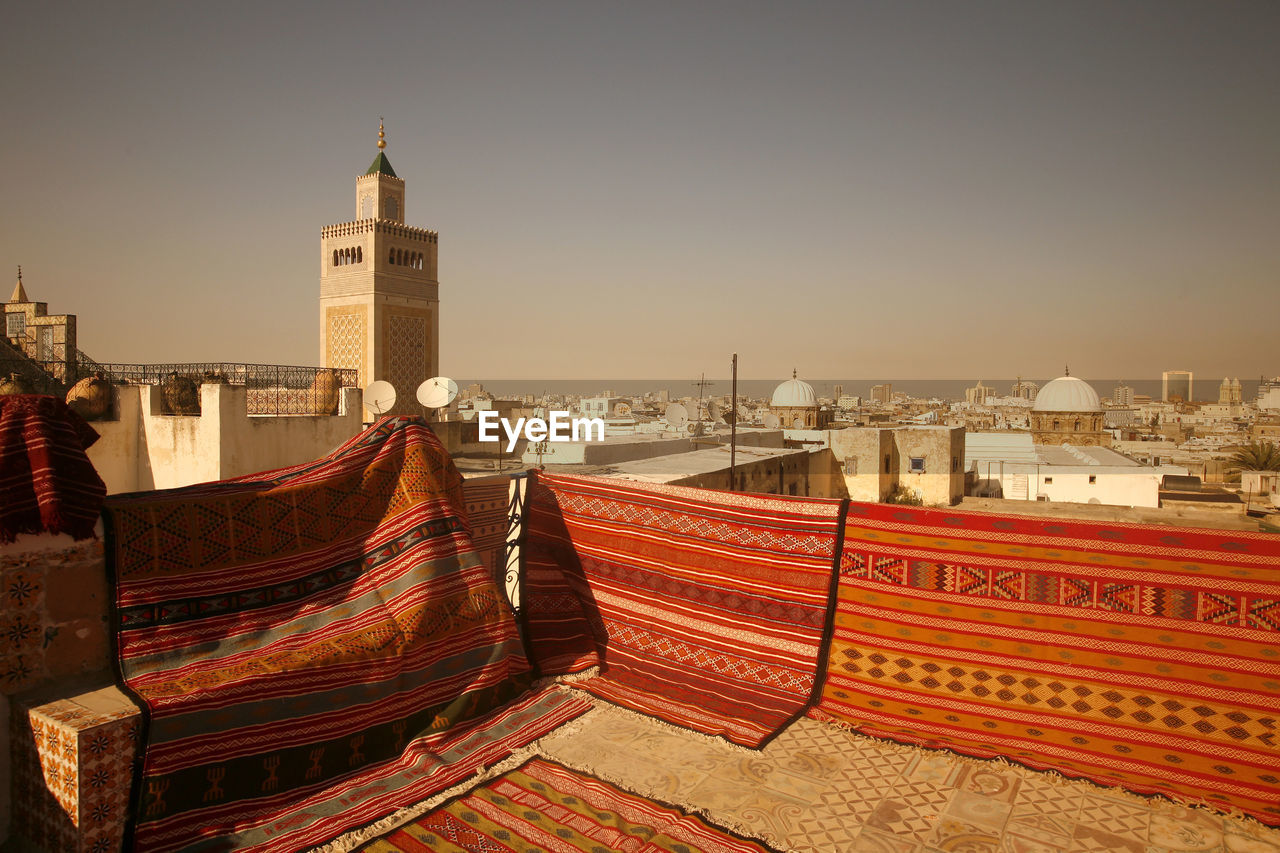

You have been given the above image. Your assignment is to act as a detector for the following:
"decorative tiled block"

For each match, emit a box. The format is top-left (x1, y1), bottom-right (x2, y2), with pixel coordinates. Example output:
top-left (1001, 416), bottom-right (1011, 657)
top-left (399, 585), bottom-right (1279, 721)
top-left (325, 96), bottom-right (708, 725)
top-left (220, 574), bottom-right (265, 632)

top-left (11, 685), bottom-right (141, 853)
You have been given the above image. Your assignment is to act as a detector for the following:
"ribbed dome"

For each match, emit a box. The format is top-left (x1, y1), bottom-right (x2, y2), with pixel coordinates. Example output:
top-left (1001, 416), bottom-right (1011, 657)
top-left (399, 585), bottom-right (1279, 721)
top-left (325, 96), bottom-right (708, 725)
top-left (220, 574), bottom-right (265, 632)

top-left (771, 373), bottom-right (817, 408)
top-left (1033, 376), bottom-right (1102, 413)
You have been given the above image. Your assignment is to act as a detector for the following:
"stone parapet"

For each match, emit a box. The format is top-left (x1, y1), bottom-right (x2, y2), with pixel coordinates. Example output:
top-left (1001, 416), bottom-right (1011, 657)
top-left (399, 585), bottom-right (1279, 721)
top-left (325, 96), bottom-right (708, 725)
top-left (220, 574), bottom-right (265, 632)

top-left (1, 538), bottom-right (110, 696)
top-left (10, 685), bottom-right (140, 853)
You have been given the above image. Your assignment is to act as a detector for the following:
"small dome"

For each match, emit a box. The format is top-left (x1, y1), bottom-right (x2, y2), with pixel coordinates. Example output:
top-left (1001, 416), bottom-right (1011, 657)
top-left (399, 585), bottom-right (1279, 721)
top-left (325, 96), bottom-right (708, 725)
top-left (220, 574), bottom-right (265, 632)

top-left (771, 371), bottom-right (817, 408)
top-left (1033, 376), bottom-right (1102, 413)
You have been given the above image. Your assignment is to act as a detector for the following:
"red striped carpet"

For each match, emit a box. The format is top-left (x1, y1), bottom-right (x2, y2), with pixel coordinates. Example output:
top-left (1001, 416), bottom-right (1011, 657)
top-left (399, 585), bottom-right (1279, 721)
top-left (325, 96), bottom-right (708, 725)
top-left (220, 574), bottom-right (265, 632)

top-left (0, 394), bottom-right (104, 543)
top-left (104, 418), bottom-right (590, 852)
top-left (361, 757), bottom-right (782, 853)
top-left (461, 475), bottom-right (514, 588)
top-left (814, 501), bottom-right (1280, 825)
top-left (522, 472), bottom-right (846, 748)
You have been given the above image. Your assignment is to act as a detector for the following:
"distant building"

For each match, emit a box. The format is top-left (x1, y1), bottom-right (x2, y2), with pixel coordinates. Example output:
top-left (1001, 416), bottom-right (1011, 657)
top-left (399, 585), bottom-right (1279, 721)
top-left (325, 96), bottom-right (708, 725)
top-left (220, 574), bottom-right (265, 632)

top-left (965, 432), bottom-right (1186, 508)
top-left (1219, 377), bottom-right (1243, 405)
top-left (825, 425), bottom-right (964, 505)
top-left (965, 380), bottom-right (993, 405)
top-left (3, 267), bottom-right (77, 384)
top-left (770, 371), bottom-right (833, 429)
top-left (580, 396), bottom-right (629, 418)
top-left (1162, 370), bottom-right (1193, 403)
top-left (869, 383), bottom-right (893, 405)
top-left (837, 394), bottom-right (860, 410)
top-left (1028, 375), bottom-right (1110, 447)
top-left (1010, 378), bottom-right (1038, 401)
top-left (320, 122), bottom-right (439, 417)
top-left (1113, 383), bottom-right (1134, 406)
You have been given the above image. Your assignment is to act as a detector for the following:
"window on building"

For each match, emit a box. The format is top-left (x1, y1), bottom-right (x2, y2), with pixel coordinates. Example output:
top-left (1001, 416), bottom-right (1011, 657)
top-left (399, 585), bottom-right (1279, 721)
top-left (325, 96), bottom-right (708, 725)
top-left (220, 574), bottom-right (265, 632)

top-left (951, 456), bottom-right (958, 473)
top-left (884, 454), bottom-right (891, 474)
top-left (1044, 476), bottom-right (1053, 484)
top-left (1088, 475), bottom-right (1097, 484)
top-left (844, 459), bottom-right (857, 476)
top-left (7, 312), bottom-right (26, 339)
top-left (909, 457), bottom-right (925, 473)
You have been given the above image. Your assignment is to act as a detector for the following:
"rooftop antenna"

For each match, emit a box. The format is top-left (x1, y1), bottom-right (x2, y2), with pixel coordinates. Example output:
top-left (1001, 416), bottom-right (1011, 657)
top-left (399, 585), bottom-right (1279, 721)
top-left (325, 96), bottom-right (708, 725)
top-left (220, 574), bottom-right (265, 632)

top-left (692, 373), bottom-right (714, 426)
top-left (730, 353), bottom-right (738, 490)
top-left (362, 380), bottom-right (397, 419)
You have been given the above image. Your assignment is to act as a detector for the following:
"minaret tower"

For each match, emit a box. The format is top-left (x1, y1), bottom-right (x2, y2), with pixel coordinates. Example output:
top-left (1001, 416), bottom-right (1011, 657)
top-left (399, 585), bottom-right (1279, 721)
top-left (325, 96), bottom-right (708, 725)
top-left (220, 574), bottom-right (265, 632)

top-left (320, 120), bottom-right (440, 416)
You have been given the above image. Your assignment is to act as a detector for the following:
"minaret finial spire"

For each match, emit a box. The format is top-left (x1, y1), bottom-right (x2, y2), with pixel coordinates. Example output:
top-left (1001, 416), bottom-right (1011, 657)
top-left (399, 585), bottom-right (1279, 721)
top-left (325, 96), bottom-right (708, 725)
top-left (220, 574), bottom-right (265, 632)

top-left (377, 117), bottom-right (386, 150)
top-left (11, 265), bottom-right (28, 304)
top-left (1065, 364), bottom-right (1070, 376)
top-left (792, 368), bottom-right (797, 379)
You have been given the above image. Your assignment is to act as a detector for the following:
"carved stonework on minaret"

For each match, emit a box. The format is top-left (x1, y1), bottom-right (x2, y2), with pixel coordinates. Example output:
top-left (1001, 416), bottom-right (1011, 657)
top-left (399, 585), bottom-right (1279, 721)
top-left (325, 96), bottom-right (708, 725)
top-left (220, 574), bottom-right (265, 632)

top-left (319, 122), bottom-right (440, 417)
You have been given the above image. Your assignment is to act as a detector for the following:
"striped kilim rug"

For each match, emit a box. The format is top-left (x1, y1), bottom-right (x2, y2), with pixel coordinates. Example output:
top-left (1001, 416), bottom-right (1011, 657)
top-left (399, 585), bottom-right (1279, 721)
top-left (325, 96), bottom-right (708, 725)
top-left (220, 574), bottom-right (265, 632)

top-left (360, 757), bottom-right (782, 853)
top-left (461, 475), bottom-right (514, 588)
top-left (814, 501), bottom-right (1280, 825)
top-left (104, 418), bottom-right (590, 852)
top-left (523, 473), bottom-right (847, 748)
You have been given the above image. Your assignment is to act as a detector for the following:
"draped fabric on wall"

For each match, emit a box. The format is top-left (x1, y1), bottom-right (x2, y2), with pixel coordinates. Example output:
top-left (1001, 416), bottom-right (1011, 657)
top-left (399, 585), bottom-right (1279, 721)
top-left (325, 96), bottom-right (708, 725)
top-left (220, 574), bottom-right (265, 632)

top-left (105, 418), bottom-right (589, 852)
top-left (813, 501), bottom-right (1280, 826)
top-left (0, 394), bottom-right (104, 543)
top-left (521, 472), bottom-right (846, 748)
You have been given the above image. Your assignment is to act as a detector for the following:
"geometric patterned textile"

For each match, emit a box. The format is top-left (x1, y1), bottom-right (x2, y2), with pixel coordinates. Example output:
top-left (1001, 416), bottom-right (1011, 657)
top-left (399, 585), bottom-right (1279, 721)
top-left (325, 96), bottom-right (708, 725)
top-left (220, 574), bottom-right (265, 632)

top-left (814, 501), bottom-right (1280, 825)
top-left (103, 417), bottom-right (589, 851)
top-left (523, 472), bottom-right (847, 748)
top-left (461, 474), bottom-right (515, 589)
top-left (10, 686), bottom-right (140, 853)
top-left (358, 757), bottom-right (783, 853)
top-left (0, 394), bottom-right (105, 543)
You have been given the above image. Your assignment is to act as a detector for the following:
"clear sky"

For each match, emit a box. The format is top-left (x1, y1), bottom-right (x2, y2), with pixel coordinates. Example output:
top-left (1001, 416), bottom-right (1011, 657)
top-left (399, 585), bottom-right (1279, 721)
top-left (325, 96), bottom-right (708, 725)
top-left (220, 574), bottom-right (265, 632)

top-left (3, 2), bottom-right (1277, 381)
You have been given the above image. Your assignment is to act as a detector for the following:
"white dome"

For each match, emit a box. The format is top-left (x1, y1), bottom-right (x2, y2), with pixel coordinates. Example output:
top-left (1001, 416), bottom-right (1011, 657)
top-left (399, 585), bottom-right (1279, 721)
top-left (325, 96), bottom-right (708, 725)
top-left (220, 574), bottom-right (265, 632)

top-left (771, 374), bottom-right (817, 408)
top-left (1032, 376), bottom-right (1102, 413)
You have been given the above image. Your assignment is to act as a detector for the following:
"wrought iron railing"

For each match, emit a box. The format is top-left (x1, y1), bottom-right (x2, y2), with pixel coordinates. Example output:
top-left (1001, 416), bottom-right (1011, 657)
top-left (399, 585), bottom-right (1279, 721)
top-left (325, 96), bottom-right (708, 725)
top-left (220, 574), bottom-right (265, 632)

top-left (0, 340), bottom-right (68, 397)
top-left (0, 349), bottom-right (358, 416)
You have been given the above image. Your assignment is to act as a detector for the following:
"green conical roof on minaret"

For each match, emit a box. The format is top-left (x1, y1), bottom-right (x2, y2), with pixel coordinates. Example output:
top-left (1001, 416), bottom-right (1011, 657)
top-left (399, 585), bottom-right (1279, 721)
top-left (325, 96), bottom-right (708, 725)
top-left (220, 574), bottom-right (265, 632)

top-left (366, 118), bottom-right (398, 177)
top-left (366, 152), bottom-right (397, 177)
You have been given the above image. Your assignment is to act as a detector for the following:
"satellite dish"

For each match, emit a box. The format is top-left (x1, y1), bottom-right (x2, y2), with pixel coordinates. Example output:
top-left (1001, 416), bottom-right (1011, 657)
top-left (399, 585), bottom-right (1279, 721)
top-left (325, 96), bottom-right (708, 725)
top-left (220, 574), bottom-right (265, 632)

top-left (363, 380), bottom-right (397, 416)
top-left (665, 403), bottom-right (689, 433)
top-left (707, 400), bottom-right (722, 422)
top-left (763, 413), bottom-right (781, 429)
top-left (417, 376), bottom-right (459, 408)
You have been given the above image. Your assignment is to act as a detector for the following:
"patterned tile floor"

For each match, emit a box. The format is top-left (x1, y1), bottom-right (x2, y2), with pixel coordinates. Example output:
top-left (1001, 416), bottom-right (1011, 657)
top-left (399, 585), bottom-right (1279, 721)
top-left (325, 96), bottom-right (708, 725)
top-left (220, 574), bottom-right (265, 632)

top-left (537, 704), bottom-right (1280, 853)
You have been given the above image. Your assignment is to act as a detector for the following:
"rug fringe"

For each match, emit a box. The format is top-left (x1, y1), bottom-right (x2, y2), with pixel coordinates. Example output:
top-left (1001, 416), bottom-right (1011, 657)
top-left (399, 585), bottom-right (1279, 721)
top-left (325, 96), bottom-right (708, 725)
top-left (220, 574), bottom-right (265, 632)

top-left (313, 705), bottom-right (606, 853)
top-left (805, 708), bottom-right (1235, 818)
top-left (525, 747), bottom-right (787, 850)
top-left (560, 695), bottom-right (770, 756)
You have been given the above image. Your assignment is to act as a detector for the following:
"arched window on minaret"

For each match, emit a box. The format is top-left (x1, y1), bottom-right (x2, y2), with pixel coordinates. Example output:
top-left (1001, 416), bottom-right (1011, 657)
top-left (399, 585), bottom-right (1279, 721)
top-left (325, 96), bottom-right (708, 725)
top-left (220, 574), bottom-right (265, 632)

top-left (333, 250), bottom-right (339, 267)
top-left (356, 246), bottom-right (362, 263)
top-left (388, 248), bottom-right (395, 264)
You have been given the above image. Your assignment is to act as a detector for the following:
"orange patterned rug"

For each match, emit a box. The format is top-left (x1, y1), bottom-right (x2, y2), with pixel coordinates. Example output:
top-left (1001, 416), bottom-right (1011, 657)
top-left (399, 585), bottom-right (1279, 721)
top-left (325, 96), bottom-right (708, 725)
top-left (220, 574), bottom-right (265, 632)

top-left (814, 501), bottom-right (1280, 825)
